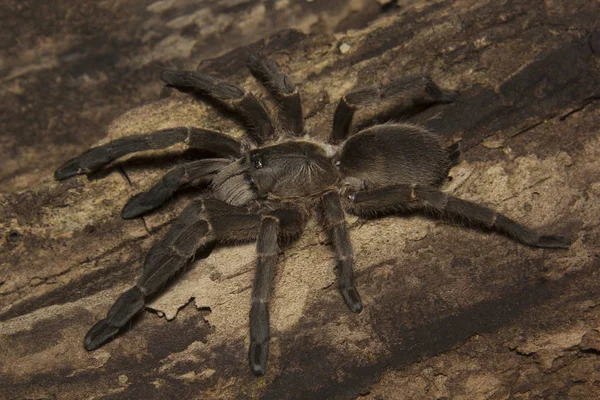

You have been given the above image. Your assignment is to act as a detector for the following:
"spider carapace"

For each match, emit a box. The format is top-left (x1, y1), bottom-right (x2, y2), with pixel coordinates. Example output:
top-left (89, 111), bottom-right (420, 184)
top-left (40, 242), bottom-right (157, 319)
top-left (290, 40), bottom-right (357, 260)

top-left (55, 50), bottom-right (570, 375)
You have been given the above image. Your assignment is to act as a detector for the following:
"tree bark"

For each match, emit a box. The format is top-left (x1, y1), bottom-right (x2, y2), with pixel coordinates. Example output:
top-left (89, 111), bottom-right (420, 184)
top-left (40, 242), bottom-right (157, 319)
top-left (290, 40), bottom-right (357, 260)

top-left (2, 1), bottom-right (600, 399)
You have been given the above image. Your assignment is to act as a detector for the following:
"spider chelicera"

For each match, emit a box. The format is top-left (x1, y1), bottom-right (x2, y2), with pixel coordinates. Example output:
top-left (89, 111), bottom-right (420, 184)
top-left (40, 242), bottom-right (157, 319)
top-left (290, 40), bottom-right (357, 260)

top-left (54, 50), bottom-right (570, 375)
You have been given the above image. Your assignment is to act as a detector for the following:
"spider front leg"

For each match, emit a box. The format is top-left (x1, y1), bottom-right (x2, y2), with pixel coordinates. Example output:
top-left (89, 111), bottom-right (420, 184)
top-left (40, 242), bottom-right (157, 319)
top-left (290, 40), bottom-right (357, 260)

top-left (246, 50), bottom-right (304, 136)
top-left (319, 191), bottom-right (363, 313)
top-left (121, 158), bottom-right (231, 219)
top-left (349, 184), bottom-right (570, 249)
top-left (331, 75), bottom-right (458, 144)
top-left (54, 127), bottom-right (241, 180)
top-left (161, 69), bottom-right (275, 145)
top-left (84, 199), bottom-right (261, 350)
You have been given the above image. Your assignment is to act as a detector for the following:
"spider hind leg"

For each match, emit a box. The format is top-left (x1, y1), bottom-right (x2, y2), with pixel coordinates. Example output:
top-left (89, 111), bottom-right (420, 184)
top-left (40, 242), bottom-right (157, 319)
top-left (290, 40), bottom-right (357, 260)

top-left (349, 184), bottom-right (571, 249)
top-left (331, 74), bottom-right (458, 144)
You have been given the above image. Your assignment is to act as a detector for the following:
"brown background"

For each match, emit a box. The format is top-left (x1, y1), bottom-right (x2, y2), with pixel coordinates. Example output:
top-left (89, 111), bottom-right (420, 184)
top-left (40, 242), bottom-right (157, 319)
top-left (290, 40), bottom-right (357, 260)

top-left (2, 0), bottom-right (600, 399)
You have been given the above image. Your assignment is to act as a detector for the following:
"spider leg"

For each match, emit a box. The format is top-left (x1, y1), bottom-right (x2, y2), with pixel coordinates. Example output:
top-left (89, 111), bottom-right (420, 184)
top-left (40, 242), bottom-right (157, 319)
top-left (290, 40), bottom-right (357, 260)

top-left (121, 158), bottom-right (231, 219)
top-left (349, 184), bottom-right (571, 249)
top-left (319, 191), bottom-right (363, 313)
top-left (331, 75), bottom-right (458, 144)
top-left (54, 127), bottom-right (241, 180)
top-left (84, 199), bottom-right (261, 351)
top-left (161, 70), bottom-right (275, 145)
top-left (249, 208), bottom-right (305, 375)
top-left (246, 51), bottom-right (304, 136)
top-left (446, 140), bottom-right (462, 167)
top-left (248, 215), bottom-right (279, 376)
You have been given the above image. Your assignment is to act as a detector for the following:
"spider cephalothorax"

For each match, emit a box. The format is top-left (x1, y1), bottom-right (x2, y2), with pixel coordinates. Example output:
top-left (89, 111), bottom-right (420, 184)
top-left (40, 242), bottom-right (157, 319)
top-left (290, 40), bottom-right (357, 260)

top-left (54, 50), bottom-right (570, 375)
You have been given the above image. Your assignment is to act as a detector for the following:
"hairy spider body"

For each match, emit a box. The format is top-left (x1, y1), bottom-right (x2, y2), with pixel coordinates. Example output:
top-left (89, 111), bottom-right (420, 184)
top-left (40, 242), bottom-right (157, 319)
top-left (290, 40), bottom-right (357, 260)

top-left (212, 140), bottom-right (338, 206)
top-left (55, 50), bottom-right (569, 376)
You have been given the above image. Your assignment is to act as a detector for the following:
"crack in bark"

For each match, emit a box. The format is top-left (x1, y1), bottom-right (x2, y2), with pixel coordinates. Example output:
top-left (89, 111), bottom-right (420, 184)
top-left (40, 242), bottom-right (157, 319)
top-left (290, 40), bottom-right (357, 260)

top-left (510, 116), bottom-right (556, 139)
top-left (559, 95), bottom-right (600, 121)
top-left (470, 92), bottom-right (598, 152)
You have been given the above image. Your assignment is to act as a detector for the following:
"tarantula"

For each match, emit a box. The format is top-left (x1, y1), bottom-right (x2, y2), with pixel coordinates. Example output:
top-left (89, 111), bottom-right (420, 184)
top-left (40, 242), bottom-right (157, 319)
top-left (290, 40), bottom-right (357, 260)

top-left (54, 50), bottom-right (570, 376)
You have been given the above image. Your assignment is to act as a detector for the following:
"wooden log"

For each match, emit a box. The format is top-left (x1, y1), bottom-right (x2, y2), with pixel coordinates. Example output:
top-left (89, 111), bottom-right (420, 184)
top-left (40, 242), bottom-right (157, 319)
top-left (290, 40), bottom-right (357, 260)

top-left (2, 1), bottom-right (600, 399)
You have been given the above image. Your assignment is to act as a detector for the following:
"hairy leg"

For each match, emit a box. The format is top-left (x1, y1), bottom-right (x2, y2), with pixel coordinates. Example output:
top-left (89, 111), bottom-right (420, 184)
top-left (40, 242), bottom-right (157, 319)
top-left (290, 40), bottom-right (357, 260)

top-left (349, 184), bottom-right (570, 249)
top-left (248, 208), bottom-right (305, 375)
top-left (246, 50), bottom-right (304, 136)
top-left (331, 75), bottom-right (458, 144)
top-left (319, 191), bottom-right (363, 313)
top-left (121, 158), bottom-right (231, 219)
top-left (248, 215), bottom-right (279, 376)
top-left (55, 127), bottom-right (241, 180)
top-left (446, 141), bottom-right (462, 167)
top-left (84, 199), bottom-right (261, 351)
top-left (161, 70), bottom-right (275, 145)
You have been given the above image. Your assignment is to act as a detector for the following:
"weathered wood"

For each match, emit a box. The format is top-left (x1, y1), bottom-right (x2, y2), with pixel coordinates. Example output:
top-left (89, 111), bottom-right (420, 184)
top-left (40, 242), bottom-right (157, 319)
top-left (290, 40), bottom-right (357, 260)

top-left (0, 0), bottom-right (384, 193)
top-left (2, 0), bottom-right (600, 399)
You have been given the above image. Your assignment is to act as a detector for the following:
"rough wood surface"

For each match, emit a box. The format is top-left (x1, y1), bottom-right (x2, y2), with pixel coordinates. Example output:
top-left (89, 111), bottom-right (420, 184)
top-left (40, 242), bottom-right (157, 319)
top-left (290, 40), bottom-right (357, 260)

top-left (1, 0), bottom-right (382, 193)
top-left (2, 0), bottom-right (600, 399)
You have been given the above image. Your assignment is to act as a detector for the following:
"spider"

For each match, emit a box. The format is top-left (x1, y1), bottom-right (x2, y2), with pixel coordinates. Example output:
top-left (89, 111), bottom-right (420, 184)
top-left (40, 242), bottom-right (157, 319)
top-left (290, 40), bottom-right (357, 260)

top-left (54, 50), bottom-right (570, 376)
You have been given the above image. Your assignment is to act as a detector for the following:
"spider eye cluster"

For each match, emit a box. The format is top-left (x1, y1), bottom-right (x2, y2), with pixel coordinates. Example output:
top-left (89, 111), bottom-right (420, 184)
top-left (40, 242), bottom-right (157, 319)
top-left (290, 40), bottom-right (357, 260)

top-left (251, 154), bottom-right (264, 169)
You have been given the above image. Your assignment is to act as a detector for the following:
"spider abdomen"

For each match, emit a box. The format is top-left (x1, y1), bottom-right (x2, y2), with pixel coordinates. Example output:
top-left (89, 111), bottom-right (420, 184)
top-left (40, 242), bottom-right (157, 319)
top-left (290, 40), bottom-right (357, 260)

top-left (338, 123), bottom-right (451, 189)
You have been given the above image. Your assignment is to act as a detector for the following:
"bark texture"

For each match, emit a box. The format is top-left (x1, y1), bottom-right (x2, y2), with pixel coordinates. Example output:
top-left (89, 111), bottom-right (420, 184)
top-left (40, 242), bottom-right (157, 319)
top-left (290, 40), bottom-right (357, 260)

top-left (2, 0), bottom-right (600, 399)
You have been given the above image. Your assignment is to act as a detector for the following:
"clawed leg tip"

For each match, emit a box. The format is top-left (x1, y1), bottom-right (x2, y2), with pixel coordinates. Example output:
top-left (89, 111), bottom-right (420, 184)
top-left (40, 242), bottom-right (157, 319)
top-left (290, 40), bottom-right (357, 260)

top-left (121, 203), bottom-right (146, 220)
top-left (350, 301), bottom-right (363, 313)
top-left (160, 70), bottom-right (175, 83)
top-left (342, 287), bottom-right (363, 313)
top-left (121, 194), bottom-right (156, 219)
top-left (161, 70), bottom-right (185, 85)
top-left (248, 341), bottom-right (269, 376)
top-left (54, 159), bottom-right (82, 181)
top-left (538, 235), bottom-right (571, 249)
top-left (120, 209), bottom-right (139, 220)
top-left (54, 170), bottom-right (70, 181)
top-left (83, 320), bottom-right (119, 351)
top-left (250, 363), bottom-right (266, 376)
top-left (83, 339), bottom-right (100, 351)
